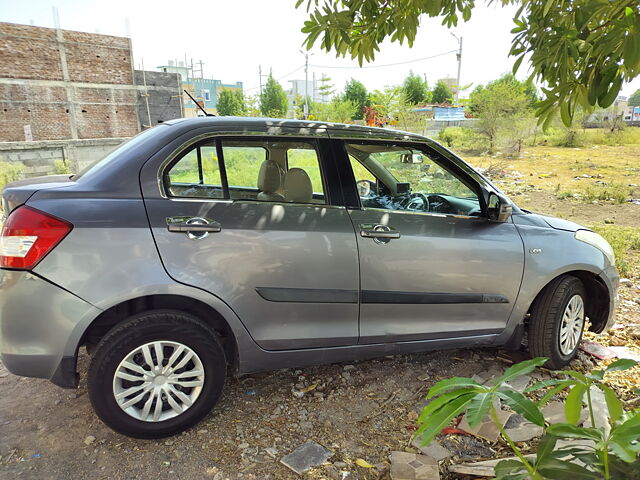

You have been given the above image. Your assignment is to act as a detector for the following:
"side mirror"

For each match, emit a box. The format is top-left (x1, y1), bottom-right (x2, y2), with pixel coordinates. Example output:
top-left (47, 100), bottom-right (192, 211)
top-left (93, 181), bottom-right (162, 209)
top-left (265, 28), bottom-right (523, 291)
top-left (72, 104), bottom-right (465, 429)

top-left (400, 153), bottom-right (423, 164)
top-left (487, 193), bottom-right (512, 222)
top-left (356, 179), bottom-right (372, 197)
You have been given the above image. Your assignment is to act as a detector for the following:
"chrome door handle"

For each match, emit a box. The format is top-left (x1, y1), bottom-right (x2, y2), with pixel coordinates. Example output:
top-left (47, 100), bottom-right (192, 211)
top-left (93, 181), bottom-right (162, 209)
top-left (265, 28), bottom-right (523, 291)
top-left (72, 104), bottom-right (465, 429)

top-left (359, 224), bottom-right (400, 243)
top-left (166, 216), bottom-right (221, 239)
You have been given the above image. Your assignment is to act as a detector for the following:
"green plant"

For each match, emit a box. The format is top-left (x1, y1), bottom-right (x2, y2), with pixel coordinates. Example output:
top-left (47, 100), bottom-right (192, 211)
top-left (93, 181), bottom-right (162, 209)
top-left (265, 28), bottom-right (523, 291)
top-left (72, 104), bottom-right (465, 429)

top-left (0, 160), bottom-right (25, 189)
top-left (416, 358), bottom-right (639, 480)
top-left (53, 159), bottom-right (72, 175)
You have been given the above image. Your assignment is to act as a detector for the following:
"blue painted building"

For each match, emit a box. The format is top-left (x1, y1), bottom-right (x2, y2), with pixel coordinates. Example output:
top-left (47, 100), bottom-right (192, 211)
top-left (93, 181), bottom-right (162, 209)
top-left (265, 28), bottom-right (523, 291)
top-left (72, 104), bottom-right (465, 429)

top-left (158, 62), bottom-right (243, 116)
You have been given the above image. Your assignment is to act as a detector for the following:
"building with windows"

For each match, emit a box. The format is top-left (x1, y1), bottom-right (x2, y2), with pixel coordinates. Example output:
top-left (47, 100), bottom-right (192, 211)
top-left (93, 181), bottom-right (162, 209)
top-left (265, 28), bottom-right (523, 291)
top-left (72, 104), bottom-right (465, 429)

top-left (158, 61), bottom-right (243, 116)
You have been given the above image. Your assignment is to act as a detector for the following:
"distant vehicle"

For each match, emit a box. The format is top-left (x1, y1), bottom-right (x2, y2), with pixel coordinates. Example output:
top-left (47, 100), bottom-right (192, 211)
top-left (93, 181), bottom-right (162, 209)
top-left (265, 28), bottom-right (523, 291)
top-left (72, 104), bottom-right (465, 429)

top-left (0, 118), bottom-right (618, 438)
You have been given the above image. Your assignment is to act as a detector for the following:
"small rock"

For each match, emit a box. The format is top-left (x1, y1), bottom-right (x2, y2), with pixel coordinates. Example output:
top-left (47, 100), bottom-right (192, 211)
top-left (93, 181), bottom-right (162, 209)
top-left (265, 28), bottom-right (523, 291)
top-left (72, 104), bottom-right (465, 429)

top-left (164, 440), bottom-right (174, 446)
top-left (292, 390), bottom-right (304, 399)
top-left (504, 422), bottom-right (543, 442)
top-left (280, 442), bottom-right (333, 474)
top-left (343, 365), bottom-right (356, 371)
top-left (197, 429), bottom-right (208, 435)
top-left (390, 451), bottom-right (439, 479)
top-left (84, 435), bottom-right (96, 446)
top-left (604, 218), bottom-right (615, 224)
top-left (238, 443), bottom-right (249, 449)
top-left (334, 461), bottom-right (348, 468)
top-left (620, 278), bottom-right (632, 286)
top-left (68, 393), bottom-right (78, 399)
top-left (411, 437), bottom-right (451, 462)
top-left (264, 447), bottom-right (278, 458)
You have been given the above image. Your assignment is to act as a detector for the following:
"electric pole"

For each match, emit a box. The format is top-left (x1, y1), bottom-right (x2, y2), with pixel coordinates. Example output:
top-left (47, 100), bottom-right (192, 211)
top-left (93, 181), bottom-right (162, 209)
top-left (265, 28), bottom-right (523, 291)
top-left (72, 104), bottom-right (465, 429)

top-left (259, 65), bottom-right (263, 96)
top-left (303, 52), bottom-right (309, 119)
top-left (451, 33), bottom-right (463, 103)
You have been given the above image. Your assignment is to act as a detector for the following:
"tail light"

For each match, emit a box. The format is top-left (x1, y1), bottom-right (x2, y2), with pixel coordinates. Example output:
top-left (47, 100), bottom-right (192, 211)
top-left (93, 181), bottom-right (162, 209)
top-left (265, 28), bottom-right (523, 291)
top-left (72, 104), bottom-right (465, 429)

top-left (0, 206), bottom-right (73, 270)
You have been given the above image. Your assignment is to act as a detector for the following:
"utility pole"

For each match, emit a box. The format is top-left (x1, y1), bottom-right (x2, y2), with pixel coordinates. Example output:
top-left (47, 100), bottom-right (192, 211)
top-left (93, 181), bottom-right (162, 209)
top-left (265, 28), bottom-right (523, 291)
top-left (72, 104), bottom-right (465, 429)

top-left (259, 65), bottom-right (263, 95)
top-left (451, 33), bottom-right (463, 103)
top-left (299, 51), bottom-right (310, 119)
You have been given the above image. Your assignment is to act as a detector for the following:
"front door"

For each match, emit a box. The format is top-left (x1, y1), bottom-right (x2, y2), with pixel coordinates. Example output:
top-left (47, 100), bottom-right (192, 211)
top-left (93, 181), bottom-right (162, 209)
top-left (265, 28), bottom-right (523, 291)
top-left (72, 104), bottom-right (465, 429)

top-left (140, 134), bottom-right (359, 350)
top-left (342, 140), bottom-right (525, 344)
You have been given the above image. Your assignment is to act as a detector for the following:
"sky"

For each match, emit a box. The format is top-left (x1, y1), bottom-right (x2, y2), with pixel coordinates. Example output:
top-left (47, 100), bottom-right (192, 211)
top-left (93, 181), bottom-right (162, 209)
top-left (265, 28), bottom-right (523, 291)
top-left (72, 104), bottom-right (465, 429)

top-left (2, 0), bottom-right (639, 100)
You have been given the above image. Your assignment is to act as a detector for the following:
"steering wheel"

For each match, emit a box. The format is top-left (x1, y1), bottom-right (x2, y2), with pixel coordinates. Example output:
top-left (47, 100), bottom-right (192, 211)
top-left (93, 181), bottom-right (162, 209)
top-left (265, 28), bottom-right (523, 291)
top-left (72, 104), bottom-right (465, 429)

top-left (401, 192), bottom-right (430, 212)
top-left (427, 194), bottom-right (453, 214)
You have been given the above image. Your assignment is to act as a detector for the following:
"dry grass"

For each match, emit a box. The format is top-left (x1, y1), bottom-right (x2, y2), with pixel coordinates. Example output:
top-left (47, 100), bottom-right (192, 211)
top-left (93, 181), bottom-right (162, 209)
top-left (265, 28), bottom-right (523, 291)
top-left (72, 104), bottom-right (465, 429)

top-left (464, 144), bottom-right (640, 202)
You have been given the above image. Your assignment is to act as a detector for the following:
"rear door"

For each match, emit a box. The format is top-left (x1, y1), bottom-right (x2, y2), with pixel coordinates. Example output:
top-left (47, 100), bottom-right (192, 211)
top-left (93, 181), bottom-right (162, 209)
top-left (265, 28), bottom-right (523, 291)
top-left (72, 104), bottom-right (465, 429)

top-left (339, 139), bottom-right (525, 344)
top-left (140, 132), bottom-right (359, 350)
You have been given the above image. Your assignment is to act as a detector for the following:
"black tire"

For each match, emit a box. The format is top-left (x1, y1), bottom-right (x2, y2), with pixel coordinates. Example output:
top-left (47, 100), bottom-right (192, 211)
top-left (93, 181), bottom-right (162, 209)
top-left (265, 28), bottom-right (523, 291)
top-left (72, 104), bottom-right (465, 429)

top-left (528, 275), bottom-right (586, 369)
top-left (88, 310), bottom-right (226, 438)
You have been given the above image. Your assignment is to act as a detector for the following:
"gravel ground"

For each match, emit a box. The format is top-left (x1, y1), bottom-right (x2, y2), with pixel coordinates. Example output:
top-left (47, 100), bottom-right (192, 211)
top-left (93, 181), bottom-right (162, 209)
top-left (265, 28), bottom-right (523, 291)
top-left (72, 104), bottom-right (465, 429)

top-left (1, 283), bottom-right (638, 480)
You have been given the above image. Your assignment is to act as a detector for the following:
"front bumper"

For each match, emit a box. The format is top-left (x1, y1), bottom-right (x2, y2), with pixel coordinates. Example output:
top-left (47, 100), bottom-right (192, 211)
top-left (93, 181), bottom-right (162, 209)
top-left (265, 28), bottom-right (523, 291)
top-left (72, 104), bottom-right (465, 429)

top-left (0, 270), bottom-right (98, 388)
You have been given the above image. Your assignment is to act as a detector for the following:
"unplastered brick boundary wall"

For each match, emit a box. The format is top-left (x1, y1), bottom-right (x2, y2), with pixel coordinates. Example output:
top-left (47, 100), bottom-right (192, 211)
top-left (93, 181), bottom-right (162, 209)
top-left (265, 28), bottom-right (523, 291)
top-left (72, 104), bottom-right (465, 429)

top-left (0, 22), bottom-right (140, 142)
top-left (134, 70), bottom-right (183, 128)
top-left (0, 138), bottom-right (127, 177)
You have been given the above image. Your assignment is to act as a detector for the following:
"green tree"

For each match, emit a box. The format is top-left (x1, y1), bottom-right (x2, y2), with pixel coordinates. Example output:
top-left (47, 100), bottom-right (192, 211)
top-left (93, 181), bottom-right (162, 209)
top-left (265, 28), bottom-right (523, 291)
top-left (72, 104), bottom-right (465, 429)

top-left (402, 71), bottom-right (431, 105)
top-left (342, 78), bottom-right (369, 119)
top-left (260, 74), bottom-right (288, 117)
top-left (468, 74), bottom-right (533, 153)
top-left (217, 88), bottom-right (246, 116)
top-left (432, 80), bottom-right (453, 104)
top-left (297, 0), bottom-right (640, 127)
top-left (311, 97), bottom-right (358, 123)
top-left (318, 74), bottom-right (335, 102)
top-left (629, 88), bottom-right (640, 107)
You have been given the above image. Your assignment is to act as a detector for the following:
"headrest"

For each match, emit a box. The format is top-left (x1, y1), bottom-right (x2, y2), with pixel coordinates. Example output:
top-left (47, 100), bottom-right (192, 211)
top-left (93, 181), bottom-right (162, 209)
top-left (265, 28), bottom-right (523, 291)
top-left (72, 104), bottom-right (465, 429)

top-left (257, 160), bottom-right (281, 194)
top-left (284, 168), bottom-right (313, 203)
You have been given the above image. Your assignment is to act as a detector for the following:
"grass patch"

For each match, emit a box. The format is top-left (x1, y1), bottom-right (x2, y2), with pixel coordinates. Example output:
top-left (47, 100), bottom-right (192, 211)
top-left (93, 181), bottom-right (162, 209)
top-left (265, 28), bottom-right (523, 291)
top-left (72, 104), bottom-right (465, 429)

top-left (591, 225), bottom-right (640, 277)
top-left (583, 183), bottom-right (633, 204)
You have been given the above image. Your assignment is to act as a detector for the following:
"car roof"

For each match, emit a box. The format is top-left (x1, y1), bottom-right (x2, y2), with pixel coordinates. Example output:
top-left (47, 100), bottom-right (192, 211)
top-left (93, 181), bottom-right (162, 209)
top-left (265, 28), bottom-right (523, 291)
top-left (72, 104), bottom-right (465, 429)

top-left (162, 116), bottom-right (429, 142)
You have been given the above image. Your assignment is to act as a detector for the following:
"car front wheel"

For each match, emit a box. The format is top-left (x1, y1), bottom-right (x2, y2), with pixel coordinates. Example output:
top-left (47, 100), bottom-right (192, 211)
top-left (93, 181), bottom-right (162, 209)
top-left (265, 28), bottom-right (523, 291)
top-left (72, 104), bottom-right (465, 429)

top-left (528, 275), bottom-right (586, 369)
top-left (88, 310), bottom-right (226, 438)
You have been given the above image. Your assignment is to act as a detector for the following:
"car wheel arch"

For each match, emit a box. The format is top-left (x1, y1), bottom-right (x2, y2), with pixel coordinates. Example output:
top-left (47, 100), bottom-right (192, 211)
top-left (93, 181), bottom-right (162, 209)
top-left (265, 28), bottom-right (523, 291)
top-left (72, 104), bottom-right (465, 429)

top-left (80, 294), bottom-right (239, 371)
top-left (526, 270), bottom-right (610, 334)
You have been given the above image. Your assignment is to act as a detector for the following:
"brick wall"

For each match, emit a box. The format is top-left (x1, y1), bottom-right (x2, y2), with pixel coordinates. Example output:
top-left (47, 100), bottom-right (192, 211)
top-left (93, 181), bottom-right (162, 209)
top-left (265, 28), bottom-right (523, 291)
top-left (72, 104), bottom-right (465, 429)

top-left (0, 22), bottom-right (144, 141)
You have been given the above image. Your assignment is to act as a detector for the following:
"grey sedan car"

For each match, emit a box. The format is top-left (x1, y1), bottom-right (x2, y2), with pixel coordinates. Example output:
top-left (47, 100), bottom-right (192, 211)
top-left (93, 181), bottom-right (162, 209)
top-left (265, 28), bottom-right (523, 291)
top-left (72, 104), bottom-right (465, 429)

top-left (0, 118), bottom-right (618, 438)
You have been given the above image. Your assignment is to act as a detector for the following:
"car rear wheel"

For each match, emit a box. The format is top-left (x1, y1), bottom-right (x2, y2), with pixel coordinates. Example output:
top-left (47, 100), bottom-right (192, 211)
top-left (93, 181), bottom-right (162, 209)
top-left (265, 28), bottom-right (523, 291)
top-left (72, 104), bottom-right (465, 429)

top-left (528, 275), bottom-right (586, 369)
top-left (88, 310), bottom-right (226, 438)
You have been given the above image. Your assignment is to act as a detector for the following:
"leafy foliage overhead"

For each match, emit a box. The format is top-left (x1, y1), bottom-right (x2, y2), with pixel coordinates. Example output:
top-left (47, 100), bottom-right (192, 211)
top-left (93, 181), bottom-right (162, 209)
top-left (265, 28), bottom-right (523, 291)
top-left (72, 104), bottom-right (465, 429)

top-left (296, 0), bottom-right (640, 127)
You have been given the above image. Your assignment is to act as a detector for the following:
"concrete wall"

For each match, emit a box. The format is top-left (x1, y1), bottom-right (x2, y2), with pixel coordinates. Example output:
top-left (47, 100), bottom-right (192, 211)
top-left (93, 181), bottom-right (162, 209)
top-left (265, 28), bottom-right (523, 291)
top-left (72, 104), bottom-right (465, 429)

top-left (0, 138), bottom-right (126, 177)
top-left (134, 70), bottom-right (183, 128)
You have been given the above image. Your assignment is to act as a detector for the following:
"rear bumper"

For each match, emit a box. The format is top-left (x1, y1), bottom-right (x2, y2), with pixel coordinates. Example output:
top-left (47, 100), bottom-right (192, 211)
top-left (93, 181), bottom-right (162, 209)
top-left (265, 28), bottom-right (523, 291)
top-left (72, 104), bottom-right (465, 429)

top-left (0, 270), bottom-right (98, 388)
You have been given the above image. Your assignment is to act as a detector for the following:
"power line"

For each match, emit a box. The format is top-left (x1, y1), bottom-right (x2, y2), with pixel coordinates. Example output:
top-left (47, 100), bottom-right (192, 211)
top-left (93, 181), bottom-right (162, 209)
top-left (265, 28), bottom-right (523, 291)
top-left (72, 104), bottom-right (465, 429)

top-left (309, 49), bottom-right (458, 70)
top-left (245, 65), bottom-right (305, 92)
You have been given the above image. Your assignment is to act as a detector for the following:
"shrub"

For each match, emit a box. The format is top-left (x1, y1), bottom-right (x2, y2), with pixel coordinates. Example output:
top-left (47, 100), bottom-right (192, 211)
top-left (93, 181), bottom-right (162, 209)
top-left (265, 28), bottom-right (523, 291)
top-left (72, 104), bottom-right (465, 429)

top-left (53, 159), bottom-right (73, 175)
top-left (438, 127), bottom-right (486, 153)
top-left (0, 161), bottom-right (25, 190)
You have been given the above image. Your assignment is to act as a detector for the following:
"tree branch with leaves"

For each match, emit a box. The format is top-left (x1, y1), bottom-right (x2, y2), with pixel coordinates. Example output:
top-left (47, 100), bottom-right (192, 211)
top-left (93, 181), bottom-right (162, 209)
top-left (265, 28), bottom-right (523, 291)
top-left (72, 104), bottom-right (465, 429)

top-left (296, 0), bottom-right (640, 127)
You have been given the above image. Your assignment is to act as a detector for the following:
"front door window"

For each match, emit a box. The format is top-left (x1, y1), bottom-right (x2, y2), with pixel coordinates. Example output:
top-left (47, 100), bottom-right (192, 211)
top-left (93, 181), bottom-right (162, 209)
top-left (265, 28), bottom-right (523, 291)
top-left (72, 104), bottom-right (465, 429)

top-left (347, 143), bottom-right (482, 216)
